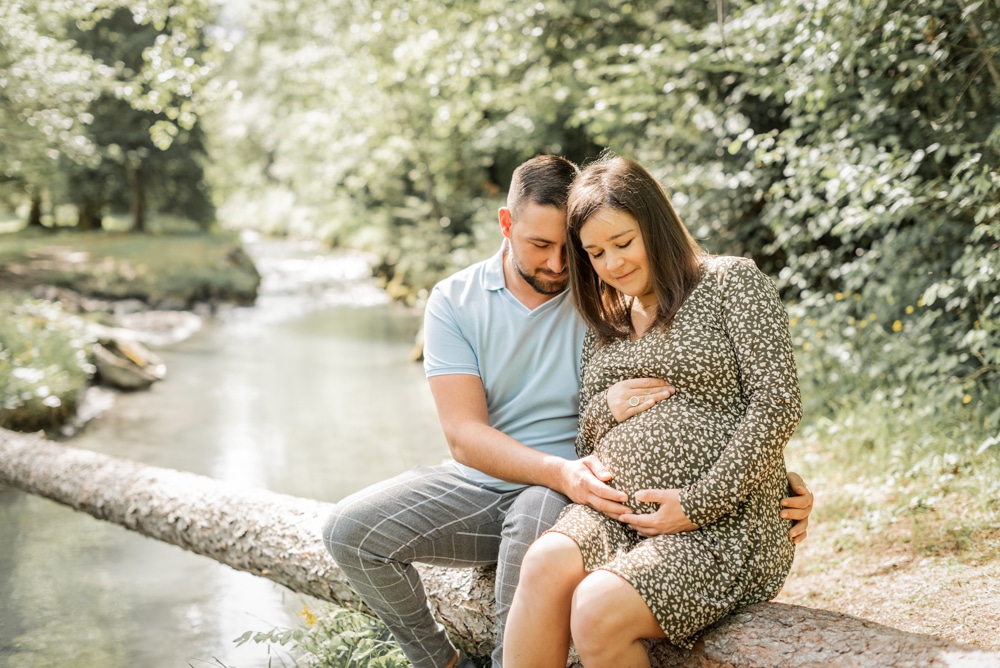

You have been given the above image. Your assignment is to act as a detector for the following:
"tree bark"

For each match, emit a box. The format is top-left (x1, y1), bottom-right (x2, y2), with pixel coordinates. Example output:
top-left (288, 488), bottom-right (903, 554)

top-left (27, 192), bottom-right (43, 228)
top-left (130, 161), bottom-right (146, 233)
top-left (77, 199), bottom-right (102, 231)
top-left (1, 428), bottom-right (998, 668)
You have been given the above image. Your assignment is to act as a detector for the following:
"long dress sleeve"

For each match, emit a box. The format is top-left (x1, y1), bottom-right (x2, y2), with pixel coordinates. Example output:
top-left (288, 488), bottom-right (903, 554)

top-left (679, 258), bottom-right (802, 527)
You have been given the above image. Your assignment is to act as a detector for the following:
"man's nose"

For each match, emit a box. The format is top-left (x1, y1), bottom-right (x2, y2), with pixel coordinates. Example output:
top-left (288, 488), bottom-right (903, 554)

top-left (547, 248), bottom-right (566, 273)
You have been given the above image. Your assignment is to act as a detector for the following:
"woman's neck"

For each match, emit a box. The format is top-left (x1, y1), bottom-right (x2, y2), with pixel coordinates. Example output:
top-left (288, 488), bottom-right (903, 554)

top-left (630, 297), bottom-right (658, 337)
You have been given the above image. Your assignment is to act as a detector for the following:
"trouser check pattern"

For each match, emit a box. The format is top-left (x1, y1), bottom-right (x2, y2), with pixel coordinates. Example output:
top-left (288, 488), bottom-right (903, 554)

top-left (322, 463), bottom-right (569, 668)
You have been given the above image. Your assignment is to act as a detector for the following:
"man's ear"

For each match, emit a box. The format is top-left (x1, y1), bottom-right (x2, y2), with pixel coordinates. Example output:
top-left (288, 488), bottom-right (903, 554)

top-left (498, 207), bottom-right (513, 239)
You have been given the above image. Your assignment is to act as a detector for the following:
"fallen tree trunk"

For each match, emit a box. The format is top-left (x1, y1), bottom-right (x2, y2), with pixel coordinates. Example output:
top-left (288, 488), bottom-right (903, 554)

top-left (2, 428), bottom-right (998, 667)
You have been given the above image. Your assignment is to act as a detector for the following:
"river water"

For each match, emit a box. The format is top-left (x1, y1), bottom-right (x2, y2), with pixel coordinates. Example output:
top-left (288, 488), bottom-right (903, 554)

top-left (0, 238), bottom-right (450, 667)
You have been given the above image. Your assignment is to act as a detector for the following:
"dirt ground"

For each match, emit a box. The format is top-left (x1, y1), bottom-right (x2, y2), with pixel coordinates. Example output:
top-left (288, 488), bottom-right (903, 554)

top-left (776, 519), bottom-right (1000, 652)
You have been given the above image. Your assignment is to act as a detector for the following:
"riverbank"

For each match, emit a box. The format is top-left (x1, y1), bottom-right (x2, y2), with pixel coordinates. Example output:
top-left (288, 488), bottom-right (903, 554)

top-left (0, 228), bottom-right (261, 435)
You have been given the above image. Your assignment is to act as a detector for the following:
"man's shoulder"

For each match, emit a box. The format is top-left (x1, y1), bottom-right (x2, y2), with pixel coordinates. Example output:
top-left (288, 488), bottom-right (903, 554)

top-left (430, 252), bottom-right (500, 304)
top-left (436, 256), bottom-right (490, 287)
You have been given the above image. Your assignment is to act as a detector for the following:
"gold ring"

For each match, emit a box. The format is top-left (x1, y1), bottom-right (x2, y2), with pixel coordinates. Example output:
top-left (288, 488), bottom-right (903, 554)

top-left (629, 396), bottom-right (640, 407)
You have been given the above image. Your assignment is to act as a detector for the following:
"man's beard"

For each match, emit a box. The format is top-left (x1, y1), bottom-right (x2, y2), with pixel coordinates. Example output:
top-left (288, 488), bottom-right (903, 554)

top-left (511, 253), bottom-right (567, 295)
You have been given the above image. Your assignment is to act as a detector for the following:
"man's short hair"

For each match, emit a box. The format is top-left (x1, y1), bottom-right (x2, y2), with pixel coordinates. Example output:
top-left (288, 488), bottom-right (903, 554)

top-left (506, 155), bottom-right (580, 218)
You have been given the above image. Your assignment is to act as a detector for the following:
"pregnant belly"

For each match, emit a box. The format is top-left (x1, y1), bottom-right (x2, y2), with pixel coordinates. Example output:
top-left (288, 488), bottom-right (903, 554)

top-left (593, 401), bottom-right (736, 513)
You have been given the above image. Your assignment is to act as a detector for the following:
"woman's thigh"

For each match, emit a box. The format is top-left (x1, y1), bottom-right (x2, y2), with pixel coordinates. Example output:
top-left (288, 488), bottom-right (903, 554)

top-left (599, 531), bottom-right (739, 646)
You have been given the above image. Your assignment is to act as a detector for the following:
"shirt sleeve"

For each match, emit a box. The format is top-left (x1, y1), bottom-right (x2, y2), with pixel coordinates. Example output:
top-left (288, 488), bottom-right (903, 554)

top-left (422, 284), bottom-right (481, 378)
top-left (575, 330), bottom-right (617, 457)
top-left (679, 258), bottom-right (803, 527)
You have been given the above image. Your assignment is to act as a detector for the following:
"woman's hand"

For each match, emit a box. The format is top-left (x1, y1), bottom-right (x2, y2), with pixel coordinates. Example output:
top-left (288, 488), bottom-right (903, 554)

top-left (606, 378), bottom-right (675, 422)
top-left (781, 471), bottom-right (813, 544)
top-left (619, 488), bottom-right (698, 537)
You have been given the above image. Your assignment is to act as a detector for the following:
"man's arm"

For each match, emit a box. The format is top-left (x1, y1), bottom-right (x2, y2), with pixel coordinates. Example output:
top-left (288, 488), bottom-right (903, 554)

top-left (427, 373), bottom-right (632, 518)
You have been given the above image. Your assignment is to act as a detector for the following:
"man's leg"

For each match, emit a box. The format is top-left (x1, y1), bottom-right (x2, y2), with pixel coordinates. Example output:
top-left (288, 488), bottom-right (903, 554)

top-left (492, 485), bottom-right (570, 667)
top-left (323, 464), bottom-right (517, 668)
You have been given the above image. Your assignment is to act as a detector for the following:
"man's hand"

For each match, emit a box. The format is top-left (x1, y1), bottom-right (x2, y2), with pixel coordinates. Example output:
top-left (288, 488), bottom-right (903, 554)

top-left (561, 455), bottom-right (631, 519)
top-left (782, 471), bottom-right (813, 544)
top-left (619, 488), bottom-right (698, 537)
top-left (606, 377), bottom-right (675, 423)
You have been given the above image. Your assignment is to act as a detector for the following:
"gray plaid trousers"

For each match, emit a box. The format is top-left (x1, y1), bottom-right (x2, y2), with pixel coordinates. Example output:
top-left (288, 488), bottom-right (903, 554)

top-left (322, 463), bottom-right (569, 668)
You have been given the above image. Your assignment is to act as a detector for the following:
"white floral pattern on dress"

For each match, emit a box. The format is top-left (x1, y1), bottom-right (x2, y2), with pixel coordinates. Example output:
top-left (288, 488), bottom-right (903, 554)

top-left (549, 255), bottom-right (802, 649)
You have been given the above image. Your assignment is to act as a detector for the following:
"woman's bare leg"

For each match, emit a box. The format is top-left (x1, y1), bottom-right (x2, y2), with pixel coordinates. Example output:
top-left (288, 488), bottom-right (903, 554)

top-left (503, 533), bottom-right (587, 668)
top-left (571, 570), bottom-right (666, 668)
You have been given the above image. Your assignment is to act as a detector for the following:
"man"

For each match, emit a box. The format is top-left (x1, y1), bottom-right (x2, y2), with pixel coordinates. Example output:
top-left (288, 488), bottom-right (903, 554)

top-left (323, 155), bottom-right (813, 668)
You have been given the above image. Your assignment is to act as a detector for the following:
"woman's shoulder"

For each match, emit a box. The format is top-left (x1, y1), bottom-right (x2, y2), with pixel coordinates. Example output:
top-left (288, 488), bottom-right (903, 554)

top-left (698, 254), bottom-right (760, 286)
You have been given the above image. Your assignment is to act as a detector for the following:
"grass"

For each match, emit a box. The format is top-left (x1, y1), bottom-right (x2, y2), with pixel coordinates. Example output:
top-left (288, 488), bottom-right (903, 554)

top-left (789, 397), bottom-right (1000, 557)
top-left (0, 293), bottom-right (94, 432)
top-left (0, 227), bottom-right (260, 307)
top-left (778, 393), bottom-right (1000, 649)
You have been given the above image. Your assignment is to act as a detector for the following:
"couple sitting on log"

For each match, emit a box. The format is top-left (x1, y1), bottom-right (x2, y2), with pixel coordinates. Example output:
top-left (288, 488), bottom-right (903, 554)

top-left (323, 153), bottom-right (813, 668)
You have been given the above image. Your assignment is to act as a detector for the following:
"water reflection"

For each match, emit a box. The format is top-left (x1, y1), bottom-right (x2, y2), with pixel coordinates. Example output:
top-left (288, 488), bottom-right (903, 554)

top-left (0, 239), bottom-right (450, 667)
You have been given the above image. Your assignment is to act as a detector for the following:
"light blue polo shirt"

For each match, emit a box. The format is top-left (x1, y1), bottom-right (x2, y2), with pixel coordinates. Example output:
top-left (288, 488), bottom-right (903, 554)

top-left (423, 243), bottom-right (587, 491)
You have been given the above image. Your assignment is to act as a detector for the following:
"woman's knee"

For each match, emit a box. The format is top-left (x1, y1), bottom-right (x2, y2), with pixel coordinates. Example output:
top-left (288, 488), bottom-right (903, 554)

top-left (570, 571), bottom-right (649, 652)
top-left (518, 533), bottom-right (584, 590)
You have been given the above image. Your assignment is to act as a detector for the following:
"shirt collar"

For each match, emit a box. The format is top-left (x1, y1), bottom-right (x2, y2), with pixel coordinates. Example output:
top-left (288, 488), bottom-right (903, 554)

top-left (484, 239), bottom-right (508, 292)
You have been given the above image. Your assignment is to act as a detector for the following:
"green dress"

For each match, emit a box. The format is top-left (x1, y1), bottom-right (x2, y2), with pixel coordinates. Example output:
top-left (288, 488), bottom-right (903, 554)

top-left (549, 256), bottom-right (801, 648)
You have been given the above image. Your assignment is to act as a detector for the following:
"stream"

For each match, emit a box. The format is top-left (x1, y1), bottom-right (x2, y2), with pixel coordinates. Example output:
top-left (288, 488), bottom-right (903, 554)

top-left (0, 237), bottom-right (450, 667)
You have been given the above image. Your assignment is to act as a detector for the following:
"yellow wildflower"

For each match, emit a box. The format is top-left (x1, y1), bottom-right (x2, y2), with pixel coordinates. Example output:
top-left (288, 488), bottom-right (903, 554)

top-left (963, 394), bottom-right (972, 405)
top-left (299, 605), bottom-right (318, 626)
top-left (905, 305), bottom-right (914, 314)
top-left (892, 320), bottom-right (903, 332)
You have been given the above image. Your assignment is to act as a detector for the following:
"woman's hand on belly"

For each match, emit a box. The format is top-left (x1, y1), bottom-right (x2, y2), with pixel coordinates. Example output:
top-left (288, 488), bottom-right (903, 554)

top-left (606, 377), bottom-right (675, 423)
top-left (619, 488), bottom-right (699, 537)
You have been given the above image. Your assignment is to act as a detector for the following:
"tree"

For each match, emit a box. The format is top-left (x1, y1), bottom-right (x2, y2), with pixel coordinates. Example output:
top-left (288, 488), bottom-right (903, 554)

top-left (1, 0), bottom-right (220, 229)
top-left (209, 0), bottom-right (997, 425)
top-left (0, 0), bottom-right (112, 224)
top-left (66, 4), bottom-right (216, 230)
top-left (557, 0), bottom-right (1000, 416)
top-left (2, 428), bottom-right (998, 667)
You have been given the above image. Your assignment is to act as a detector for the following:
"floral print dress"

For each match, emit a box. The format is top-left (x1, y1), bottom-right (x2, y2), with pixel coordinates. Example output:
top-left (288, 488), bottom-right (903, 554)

top-left (549, 256), bottom-right (802, 648)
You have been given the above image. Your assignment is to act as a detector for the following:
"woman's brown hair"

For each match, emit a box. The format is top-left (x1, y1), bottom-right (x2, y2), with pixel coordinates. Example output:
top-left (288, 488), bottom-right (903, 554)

top-left (567, 154), bottom-right (704, 343)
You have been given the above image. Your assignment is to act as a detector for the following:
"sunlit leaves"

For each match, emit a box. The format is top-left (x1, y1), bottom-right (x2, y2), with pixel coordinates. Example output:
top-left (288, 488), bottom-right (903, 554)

top-left (209, 0), bottom-right (998, 409)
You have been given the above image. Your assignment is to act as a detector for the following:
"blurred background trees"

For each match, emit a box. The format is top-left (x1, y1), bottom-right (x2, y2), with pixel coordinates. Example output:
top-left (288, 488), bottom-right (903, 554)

top-left (2, 0), bottom-right (998, 428)
top-left (1, 0), bottom-right (217, 231)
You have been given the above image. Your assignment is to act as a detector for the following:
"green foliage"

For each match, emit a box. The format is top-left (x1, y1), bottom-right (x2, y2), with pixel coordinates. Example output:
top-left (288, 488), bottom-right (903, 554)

top-left (2, 0), bottom-right (221, 227)
top-left (234, 605), bottom-right (412, 668)
top-left (8, 0), bottom-right (996, 427)
top-left (0, 294), bottom-right (94, 432)
top-left (213, 0), bottom-right (998, 418)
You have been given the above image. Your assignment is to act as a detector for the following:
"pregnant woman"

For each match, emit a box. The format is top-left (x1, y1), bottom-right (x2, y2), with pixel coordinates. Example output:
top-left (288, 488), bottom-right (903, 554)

top-left (503, 154), bottom-right (803, 668)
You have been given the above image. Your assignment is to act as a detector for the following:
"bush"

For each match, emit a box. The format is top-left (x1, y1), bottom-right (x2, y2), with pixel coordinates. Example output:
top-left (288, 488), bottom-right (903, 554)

top-left (0, 295), bottom-right (95, 432)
